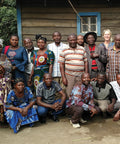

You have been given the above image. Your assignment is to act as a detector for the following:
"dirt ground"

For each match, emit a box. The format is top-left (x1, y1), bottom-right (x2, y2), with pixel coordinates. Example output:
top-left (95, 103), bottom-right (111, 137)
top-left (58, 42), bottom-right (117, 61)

top-left (1, 116), bottom-right (120, 144)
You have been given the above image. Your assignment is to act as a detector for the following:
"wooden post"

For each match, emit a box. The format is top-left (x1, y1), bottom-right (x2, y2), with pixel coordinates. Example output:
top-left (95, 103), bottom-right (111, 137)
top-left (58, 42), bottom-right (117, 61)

top-left (16, 0), bottom-right (22, 46)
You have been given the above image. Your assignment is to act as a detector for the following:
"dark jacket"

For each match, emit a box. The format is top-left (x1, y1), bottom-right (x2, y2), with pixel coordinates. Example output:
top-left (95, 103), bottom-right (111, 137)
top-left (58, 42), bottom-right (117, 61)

top-left (85, 45), bottom-right (107, 77)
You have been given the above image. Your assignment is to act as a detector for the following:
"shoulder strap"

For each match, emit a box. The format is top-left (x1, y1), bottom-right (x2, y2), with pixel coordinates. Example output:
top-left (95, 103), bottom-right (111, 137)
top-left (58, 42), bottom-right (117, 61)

top-left (4, 46), bottom-right (10, 54)
top-left (33, 51), bottom-right (37, 66)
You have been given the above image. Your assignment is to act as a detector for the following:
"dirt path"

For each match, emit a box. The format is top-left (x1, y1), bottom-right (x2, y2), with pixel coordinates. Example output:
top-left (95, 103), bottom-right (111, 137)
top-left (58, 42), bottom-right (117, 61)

top-left (0, 116), bottom-right (120, 144)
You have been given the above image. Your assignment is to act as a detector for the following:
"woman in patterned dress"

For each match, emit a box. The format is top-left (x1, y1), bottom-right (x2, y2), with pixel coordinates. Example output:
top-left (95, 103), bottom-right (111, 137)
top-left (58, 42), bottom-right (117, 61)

top-left (5, 78), bottom-right (39, 133)
top-left (28, 35), bottom-right (55, 89)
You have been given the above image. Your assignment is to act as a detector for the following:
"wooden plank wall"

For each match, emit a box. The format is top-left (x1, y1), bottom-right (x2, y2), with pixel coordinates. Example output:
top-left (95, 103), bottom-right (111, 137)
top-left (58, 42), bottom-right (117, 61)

top-left (21, 5), bottom-right (120, 46)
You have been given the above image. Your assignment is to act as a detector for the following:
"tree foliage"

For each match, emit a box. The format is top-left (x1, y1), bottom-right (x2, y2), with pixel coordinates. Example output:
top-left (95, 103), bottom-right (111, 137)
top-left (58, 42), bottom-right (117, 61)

top-left (0, 0), bottom-right (17, 46)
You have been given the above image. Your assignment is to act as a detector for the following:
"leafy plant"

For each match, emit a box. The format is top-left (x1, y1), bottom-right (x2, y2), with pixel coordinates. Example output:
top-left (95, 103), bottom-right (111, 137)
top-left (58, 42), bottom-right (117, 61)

top-left (0, 0), bottom-right (17, 46)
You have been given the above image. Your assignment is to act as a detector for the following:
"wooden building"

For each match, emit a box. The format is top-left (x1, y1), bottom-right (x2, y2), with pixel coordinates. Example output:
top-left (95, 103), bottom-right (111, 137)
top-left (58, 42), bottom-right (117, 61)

top-left (16, 0), bottom-right (120, 46)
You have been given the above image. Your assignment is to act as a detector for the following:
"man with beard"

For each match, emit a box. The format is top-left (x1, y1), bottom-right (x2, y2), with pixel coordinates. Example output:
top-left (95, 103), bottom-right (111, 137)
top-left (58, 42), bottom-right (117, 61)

top-left (23, 38), bottom-right (39, 90)
top-left (47, 32), bottom-right (68, 88)
top-left (36, 73), bottom-right (66, 123)
top-left (59, 34), bottom-right (88, 97)
top-left (84, 32), bottom-right (107, 79)
top-left (66, 73), bottom-right (99, 128)
top-left (106, 34), bottom-right (120, 82)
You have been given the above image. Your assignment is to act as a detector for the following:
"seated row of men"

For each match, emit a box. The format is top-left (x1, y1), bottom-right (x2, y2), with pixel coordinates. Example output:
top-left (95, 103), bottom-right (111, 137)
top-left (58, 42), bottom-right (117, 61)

top-left (5, 72), bottom-right (120, 133)
top-left (35, 72), bottom-right (120, 128)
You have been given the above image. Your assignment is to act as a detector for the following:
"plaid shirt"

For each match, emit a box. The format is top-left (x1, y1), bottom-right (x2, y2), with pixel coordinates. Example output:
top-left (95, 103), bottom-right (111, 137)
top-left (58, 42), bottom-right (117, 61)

top-left (66, 84), bottom-right (94, 111)
top-left (106, 46), bottom-right (120, 82)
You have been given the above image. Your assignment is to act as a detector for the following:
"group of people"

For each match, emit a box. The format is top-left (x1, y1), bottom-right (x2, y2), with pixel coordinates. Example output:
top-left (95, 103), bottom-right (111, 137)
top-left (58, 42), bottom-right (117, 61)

top-left (0, 29), bottom-right (120, 133)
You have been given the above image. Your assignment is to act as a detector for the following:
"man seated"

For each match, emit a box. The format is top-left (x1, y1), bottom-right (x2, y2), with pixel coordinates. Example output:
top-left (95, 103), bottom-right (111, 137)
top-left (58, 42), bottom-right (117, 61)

top-left (66, 73), bottom-right (99, 128)
top-left (110, 73), bottom-right (120, 121)
top-left (36, 73), bottom-right (66, 123)
top-left (91, 72), bottom-right (117, 117)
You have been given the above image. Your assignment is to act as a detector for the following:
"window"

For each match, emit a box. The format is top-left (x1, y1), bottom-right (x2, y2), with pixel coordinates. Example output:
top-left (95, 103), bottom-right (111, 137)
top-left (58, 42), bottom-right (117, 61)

top-left (77, 12), bottom-right (101, 36)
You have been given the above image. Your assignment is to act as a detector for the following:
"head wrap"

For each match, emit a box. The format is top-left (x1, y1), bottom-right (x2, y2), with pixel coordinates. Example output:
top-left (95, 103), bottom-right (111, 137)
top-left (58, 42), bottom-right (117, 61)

top-left (14, 78), bottom-right (25, 85)
top-left (35, 34), bottom-right (47, 43)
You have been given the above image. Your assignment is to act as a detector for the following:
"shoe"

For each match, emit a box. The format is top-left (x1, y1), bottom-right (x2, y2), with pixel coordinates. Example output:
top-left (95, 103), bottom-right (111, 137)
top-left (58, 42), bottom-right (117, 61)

top-left (39, 116), bottom-right (46, 123)
top-left (80, 118), bottom-right (87, 124)
top-left (52, 115), bottom-right (59, 122)
top-left (29, 123), bottom-right (34, 127)
top-left (70, 120), bottom-right (80, 128)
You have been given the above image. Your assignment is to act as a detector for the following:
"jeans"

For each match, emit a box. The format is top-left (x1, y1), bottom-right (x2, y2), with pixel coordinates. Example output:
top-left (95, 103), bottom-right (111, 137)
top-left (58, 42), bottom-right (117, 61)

top-left (37, 99), bottom-right (65, 117)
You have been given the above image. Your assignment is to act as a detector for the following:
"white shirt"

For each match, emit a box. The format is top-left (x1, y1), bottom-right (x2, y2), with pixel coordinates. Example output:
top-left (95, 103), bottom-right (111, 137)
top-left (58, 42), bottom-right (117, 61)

top-left (110, 81), bottom-right (120, 102)
top-left (25, 47), bottom-right (39, 74)
top-left (47, 42), bottom-right (68, 77)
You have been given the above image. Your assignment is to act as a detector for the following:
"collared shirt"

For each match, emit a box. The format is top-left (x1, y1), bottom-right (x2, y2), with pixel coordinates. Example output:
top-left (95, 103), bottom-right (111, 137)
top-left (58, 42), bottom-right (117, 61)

top-left (25, 47), bottom-right (39, 74)
top-left (106, 46), bottom-right (120, 82)
top-left (66, 84), bottom-right (94, 111)
top-left (91, 81), bottom-right (116, 100)
top-left (59, 46), bottom-right (87, 76)
top-left (36, 81), bottom-right (62, 104)
top-left (110, 81), bottom-right (120, 102)
top-left (47, 42), bottom-right (68, 77)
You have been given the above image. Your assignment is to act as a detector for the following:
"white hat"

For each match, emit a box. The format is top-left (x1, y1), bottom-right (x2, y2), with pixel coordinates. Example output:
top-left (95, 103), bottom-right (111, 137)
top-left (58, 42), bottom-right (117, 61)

top-left (0, 39), bottom-right (3, 47)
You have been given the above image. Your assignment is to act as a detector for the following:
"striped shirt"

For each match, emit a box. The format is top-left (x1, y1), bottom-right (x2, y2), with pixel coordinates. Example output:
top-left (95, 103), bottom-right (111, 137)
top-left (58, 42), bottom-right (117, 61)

top-left (59, 46), bottom-right (87, 76)
top-left (106, 46), bottom-right (120, 82)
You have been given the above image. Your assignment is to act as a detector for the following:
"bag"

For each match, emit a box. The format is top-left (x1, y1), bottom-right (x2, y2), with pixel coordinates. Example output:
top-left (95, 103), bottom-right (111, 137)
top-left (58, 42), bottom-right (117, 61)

top-left (4, 46), bottom-right (10, 54)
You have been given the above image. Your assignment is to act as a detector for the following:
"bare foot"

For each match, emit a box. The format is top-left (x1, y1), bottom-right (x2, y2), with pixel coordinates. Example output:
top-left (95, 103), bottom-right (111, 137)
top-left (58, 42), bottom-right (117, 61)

top-left (113, 110), bottom-right (120, 121)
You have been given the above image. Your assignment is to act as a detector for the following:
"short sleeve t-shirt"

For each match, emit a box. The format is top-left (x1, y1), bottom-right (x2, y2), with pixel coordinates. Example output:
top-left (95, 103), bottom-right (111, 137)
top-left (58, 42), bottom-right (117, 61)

top-left (36, 81), bottom-right (62, 104)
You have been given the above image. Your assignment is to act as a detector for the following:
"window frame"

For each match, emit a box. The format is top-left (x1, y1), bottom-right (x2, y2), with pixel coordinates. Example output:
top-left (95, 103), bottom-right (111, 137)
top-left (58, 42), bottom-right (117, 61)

top-left (77, 12), bottom-right (101, 36)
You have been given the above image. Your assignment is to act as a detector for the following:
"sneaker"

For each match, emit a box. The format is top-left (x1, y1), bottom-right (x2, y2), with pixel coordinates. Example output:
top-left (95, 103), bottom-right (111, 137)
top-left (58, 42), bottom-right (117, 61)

top-left (80, 118), bottom-right (87, 124)
top-left (70, 120), bottom-right (80, 128)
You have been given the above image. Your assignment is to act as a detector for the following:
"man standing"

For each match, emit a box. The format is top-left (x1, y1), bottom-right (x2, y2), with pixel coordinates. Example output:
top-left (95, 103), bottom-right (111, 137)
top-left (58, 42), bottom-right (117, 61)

top-left (84, 32), bottom-right (107, 79)
top-left (23, 38), bottom-right (39, 90)
top-left (106, 34), bottom-right (120, 82)
top-left (77, 35), bottom-right (84, 47)
top-left (59, 34), bottom-right (88, 97)
top-left (47, 32), bottom-right (68, 87)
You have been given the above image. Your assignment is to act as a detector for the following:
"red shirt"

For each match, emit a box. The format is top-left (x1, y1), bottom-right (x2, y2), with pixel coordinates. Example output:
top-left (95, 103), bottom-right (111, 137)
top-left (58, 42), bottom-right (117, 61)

top-left (89, 45), bottom-right (98, 70)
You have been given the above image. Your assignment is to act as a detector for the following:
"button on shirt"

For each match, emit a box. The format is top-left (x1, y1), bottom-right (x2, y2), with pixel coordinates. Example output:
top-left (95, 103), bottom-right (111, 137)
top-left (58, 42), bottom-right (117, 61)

top-left (47, 42), bottom-right (68, 77)
top-left (36, 81), bottom-right (62, 104)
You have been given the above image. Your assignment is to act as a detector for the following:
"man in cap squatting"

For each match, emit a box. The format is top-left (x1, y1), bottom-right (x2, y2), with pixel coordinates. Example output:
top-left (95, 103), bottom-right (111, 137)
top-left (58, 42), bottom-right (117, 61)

top-left (84, 32), bottom-right (107, 79)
